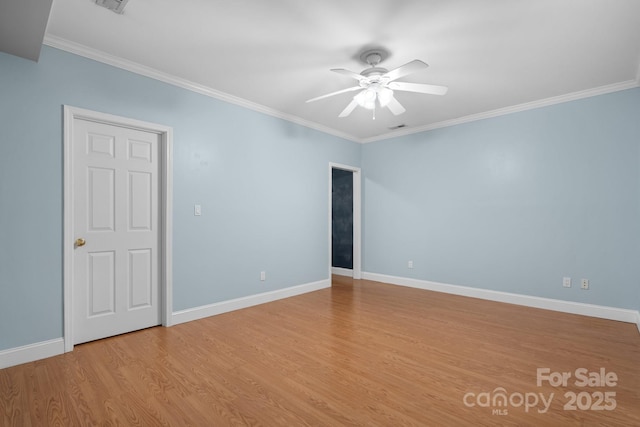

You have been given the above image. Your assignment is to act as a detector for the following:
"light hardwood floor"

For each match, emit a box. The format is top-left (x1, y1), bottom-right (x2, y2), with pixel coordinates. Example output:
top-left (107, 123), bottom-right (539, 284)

top-left (2, 276), bottom-right (639, 426)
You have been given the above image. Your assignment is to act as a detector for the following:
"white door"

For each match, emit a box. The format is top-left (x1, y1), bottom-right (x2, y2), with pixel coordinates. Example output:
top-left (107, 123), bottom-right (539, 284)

top-left (72, 118), bottom-right (161, 344)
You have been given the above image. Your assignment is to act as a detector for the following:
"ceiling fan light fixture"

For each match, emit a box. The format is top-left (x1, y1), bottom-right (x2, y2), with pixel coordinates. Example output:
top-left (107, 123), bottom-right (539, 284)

top-left (377, 87), bottom-right (393, 107)
top-left (354, 86), bottom-right (394, 110)
top-left (355, 88), bottom-right (377, 110)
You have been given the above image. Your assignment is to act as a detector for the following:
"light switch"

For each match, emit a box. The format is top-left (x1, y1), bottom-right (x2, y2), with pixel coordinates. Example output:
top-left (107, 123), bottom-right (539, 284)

top-left (194, 204), bottom-right (201, 216)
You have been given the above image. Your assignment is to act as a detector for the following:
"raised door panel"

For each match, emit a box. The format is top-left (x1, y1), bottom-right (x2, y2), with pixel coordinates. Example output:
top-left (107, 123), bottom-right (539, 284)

top-left (87, 133), bottom-right (115, 158)
top-left (87, 167), bottom-right (115, 232)
top-left (128, 249), bottom-right (152, 309)
top-left (128, 138), bottom-right (152, 163)
top-left (87, 251), bottom-right (115, 316)
top-left (128, 171), bottom-right (152, 231)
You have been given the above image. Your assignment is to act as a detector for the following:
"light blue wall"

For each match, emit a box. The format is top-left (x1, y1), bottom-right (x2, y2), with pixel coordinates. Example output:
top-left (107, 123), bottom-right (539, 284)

top-left (1, 45), bottom-right (638, 353)
top-left (362, 88), bottom-right (640, 310)
top-left (0, 47), bottom-right (361, 351)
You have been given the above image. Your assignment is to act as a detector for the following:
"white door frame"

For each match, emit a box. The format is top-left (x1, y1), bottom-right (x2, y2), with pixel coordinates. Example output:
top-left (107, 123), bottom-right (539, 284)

top-left (63, 106), bottom-right (174, 352)
top-left (329, 162), bottom-right (361, 280)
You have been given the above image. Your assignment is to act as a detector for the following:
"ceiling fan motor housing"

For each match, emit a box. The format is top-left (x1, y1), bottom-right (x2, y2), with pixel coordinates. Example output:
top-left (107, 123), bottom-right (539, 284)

top-left (361, 67), bottom-right (389, 78)
top-left (359, 48), bottom-right (389, 67)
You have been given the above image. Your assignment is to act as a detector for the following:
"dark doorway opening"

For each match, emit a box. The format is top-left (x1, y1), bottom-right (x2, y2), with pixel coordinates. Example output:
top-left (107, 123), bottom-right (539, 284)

top-left (332, 168), bottom-right (353, 270)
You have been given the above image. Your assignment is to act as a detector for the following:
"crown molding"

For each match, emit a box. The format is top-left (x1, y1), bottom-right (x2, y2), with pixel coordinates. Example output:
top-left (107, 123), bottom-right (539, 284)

top-left (42, 35), bottom-right (360, 143)
top-left (42, 35), bottom-right (639, 145)
top-left (361, 79), bottom-right (640, 143)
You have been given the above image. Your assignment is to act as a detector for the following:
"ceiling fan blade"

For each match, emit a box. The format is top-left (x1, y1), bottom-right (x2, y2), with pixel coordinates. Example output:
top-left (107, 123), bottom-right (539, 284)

top-left (385, 95), bottom-right (406, 116)
top-left (331, 68), bottom-right (367, 82)
top-left (384, 59), bottom-right (429, 82)
top-left (339, 98), bottom-right (359, 118)
top-left (306, 86), bottom-right (362, 103)
top-left (388, 81), bottom-right (448, 95)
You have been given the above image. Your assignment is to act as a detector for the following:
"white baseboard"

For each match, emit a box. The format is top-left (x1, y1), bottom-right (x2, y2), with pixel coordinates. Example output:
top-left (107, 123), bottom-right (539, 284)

top-left (0, 338), bottom-right (65, 369)
top-left (171, 279), bottom-right (331, 325)
top-left (363, 272), bottom-right (640, 330)
top-left (3, 275), bottom-right (635, 370)
top-left (1, 279), bottom-right (330, 368)
top-left (331, 267), bottom-right (353, 277)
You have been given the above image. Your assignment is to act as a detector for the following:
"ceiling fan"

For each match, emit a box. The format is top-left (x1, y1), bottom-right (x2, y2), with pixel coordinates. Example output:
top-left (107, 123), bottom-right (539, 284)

top-left (306, 49), bottom-right (448, 119)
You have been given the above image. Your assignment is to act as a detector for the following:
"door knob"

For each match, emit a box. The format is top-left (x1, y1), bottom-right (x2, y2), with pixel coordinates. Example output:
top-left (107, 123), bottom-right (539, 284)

top-left (75, 238), bottom-right (86, 247)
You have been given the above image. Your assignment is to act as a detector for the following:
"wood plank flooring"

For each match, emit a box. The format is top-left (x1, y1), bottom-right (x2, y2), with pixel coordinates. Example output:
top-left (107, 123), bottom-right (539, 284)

top-left (2, 276), bottom-right (639, 426)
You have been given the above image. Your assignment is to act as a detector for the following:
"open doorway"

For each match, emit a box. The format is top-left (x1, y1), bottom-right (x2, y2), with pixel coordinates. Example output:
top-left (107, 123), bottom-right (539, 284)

top-left (329, 163), bottom-right (361, 279)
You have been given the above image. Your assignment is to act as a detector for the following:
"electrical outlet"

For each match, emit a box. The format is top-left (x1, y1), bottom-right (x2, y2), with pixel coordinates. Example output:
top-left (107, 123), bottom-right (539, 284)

top-left (194, 204), bottom-right (202, 216)
top-left (563, 277), bottom-right (571, 288)
top-left (408, 260), bottom-right (414, 269)
top-left (581, 279), bottom-right (589, 290)
top-left (260, 271), bottom-right (266, 281)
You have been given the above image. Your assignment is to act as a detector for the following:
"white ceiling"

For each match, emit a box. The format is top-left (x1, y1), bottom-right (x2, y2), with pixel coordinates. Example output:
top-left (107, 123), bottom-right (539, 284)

top-left (5, 0), bottom-right (640, 142)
